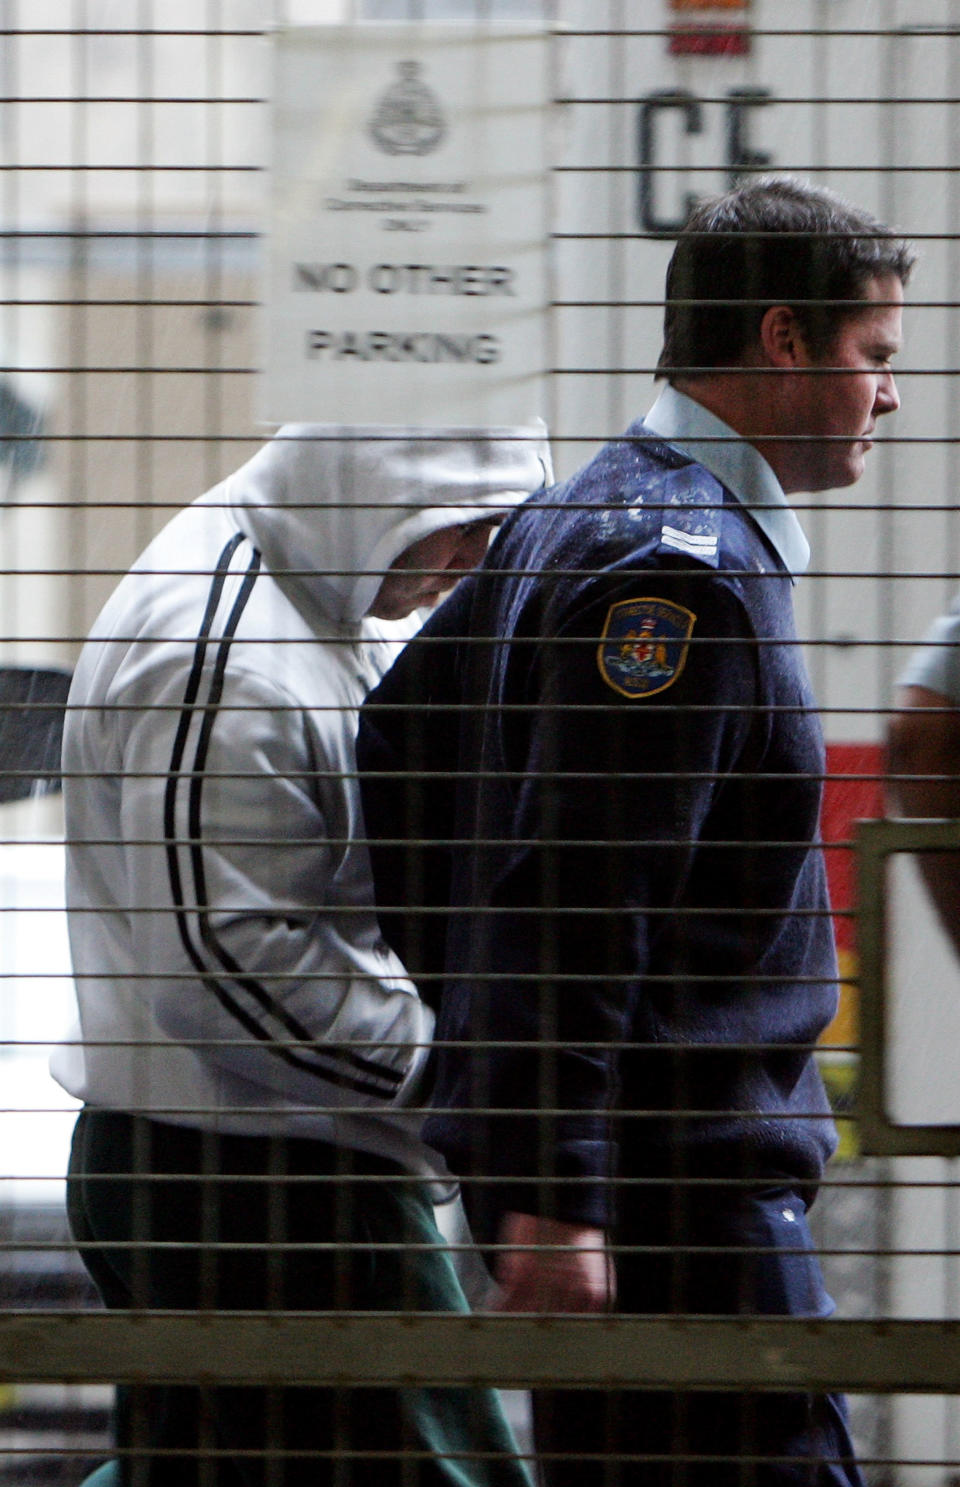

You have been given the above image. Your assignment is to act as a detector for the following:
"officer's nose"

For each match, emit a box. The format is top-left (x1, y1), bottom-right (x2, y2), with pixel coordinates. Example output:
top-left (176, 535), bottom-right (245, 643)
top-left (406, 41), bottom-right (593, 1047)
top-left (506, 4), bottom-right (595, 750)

top-left (876, 368), bottom-right (900, 416)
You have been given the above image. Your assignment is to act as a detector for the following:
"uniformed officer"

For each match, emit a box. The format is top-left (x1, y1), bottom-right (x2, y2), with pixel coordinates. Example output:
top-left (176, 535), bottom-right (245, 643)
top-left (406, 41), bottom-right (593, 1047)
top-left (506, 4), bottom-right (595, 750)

top-left (358, 176), bottom-right (913, 1486)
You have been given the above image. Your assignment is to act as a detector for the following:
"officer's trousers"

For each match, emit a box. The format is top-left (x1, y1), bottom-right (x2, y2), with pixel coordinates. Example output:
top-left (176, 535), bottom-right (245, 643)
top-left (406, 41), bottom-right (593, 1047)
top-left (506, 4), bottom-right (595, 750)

top-left (533, 1185), bottom-right (864, 1487)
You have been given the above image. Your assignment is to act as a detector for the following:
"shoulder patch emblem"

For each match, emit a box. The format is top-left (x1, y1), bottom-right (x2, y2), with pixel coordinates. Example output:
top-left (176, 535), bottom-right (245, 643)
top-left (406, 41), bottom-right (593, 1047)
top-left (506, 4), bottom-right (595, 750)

top-left (597, 597), bottom-right (696, 698)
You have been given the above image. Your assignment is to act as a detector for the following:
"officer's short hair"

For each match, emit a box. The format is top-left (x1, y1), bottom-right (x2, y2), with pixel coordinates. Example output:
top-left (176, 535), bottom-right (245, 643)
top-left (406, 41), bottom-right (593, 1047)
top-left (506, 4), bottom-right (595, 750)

top-left (656, 174), bottom-right (915, 381)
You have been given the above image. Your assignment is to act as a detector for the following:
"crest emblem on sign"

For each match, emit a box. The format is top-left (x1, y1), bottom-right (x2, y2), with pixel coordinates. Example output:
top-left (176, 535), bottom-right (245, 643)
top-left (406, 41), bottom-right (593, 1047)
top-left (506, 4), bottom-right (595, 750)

top-left (369, 60), bottom-right (446, 156)
top-left (597, 597), bottom-right (696, 698)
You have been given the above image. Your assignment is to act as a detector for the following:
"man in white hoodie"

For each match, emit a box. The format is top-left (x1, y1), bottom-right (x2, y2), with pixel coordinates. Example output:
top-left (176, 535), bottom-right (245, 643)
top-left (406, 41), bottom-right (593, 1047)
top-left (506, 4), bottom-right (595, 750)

top-left (52, 423), bottom-right (550, 1487)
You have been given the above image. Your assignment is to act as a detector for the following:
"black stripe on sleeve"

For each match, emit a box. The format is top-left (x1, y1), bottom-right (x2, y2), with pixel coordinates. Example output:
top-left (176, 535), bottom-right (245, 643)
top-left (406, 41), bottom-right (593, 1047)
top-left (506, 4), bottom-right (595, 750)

top-left (164, 534), bottom-right (408, 1101)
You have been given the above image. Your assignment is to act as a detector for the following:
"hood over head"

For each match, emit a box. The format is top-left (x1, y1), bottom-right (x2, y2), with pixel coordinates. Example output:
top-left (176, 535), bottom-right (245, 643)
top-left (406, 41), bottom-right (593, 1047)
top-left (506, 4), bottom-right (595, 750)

top-left (226, 423), bottom-right (552, 625)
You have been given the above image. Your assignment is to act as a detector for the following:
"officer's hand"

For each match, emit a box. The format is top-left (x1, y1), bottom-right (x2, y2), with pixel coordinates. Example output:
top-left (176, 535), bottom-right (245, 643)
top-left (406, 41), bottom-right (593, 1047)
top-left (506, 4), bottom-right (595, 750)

top-left (491, 1211), bottom-right (615, 1313)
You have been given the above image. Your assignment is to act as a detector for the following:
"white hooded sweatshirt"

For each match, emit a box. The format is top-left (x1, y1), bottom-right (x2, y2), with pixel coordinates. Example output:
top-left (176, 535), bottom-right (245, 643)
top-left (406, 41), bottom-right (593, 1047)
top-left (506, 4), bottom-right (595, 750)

top-left (51, 424), bottom-right (551, 1176)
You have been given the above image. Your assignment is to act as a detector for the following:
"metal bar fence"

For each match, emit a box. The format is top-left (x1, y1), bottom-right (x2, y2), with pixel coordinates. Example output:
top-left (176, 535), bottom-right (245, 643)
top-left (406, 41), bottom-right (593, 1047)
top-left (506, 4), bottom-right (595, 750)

top-left (3, 2), bottom-right (960, 1483)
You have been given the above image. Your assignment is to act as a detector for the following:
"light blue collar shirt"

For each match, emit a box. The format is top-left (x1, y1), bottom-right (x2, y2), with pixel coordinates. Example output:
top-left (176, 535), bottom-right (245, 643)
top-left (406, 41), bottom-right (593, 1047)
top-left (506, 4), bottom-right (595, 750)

top-left (642, 383), bottom-right (810, 581)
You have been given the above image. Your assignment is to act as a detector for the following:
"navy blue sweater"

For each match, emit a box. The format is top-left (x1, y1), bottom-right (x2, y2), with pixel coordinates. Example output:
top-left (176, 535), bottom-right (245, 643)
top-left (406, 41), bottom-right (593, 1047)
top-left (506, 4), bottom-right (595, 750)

top-left (358, 428), bottom-right (839, 1238)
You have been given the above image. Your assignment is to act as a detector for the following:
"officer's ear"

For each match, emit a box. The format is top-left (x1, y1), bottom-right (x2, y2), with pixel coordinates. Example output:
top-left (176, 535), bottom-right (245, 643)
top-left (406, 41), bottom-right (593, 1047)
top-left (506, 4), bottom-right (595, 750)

top-left (758, 305), bottom-right (811, 369)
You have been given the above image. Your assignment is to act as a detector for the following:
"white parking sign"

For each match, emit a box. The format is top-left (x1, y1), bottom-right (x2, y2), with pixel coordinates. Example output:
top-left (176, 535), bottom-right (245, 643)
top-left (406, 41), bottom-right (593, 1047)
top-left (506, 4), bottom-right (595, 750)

top-left (263, 25), bottom-right (551, 428)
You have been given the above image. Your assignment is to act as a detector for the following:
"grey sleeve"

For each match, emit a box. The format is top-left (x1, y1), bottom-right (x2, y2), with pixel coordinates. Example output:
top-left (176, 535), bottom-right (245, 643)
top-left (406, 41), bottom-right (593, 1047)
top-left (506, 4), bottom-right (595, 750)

top-left (900, 599), bottom-right (960, 702)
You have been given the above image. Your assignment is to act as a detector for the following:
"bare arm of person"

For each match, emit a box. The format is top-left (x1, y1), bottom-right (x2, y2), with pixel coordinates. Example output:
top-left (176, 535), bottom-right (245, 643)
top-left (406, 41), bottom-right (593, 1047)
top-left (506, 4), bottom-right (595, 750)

top-left (888, 684), bottom-right (960, 954)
